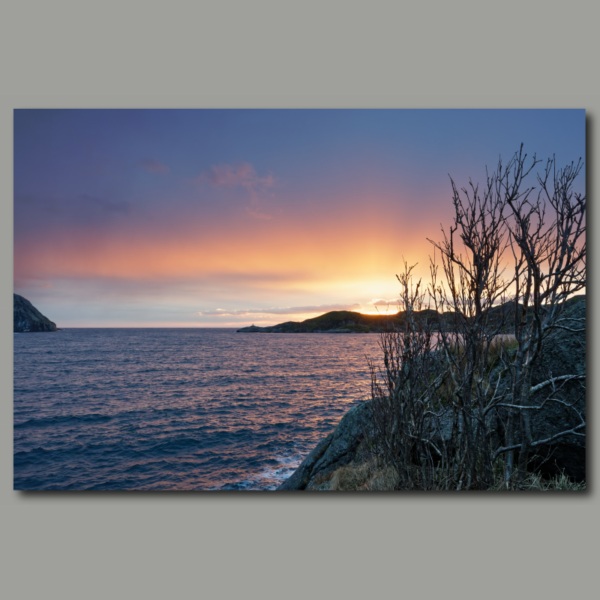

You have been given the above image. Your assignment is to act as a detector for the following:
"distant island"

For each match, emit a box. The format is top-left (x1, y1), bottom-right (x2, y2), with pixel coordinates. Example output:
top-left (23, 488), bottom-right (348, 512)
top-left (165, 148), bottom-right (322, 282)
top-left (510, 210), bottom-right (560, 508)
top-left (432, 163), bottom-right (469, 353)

top-left (14, 294), bottom-right (58, 332)
top-left (237, 296), bottom-right (585, 333)
top-left (238, 308), bottom-right (450, 333)
top-left (237, 310), bottom-right (407, 333)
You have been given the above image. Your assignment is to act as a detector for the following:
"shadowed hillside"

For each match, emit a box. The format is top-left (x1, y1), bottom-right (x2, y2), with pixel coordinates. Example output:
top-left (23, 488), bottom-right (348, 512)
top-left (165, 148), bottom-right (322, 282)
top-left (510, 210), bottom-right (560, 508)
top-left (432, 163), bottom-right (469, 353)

top-left (237, 296), bottom-right (584, 333)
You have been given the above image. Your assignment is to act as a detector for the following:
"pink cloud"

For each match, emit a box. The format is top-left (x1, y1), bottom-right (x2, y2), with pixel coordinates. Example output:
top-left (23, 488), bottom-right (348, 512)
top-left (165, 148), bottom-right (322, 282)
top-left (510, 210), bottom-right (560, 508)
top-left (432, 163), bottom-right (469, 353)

top-left (245, 206), bottom-right (272, 220)
top-left (196, 162), bottom-right (275, 190)
top-left (14, 279), bottom-right (53, 290)
top-left (140, 158), bottom-right (170, 175)
top-left (194, 162), bottom-right (277, 220)
top-left (370, 299), bottom-right (401, 307)
top-left (198, 303), bottom-right (362, 317)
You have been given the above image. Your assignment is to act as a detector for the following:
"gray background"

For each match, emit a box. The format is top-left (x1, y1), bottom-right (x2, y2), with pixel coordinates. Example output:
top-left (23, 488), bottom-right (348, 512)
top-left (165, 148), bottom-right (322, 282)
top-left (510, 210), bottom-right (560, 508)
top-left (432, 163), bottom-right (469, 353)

top-left (1, 1), bottom-right (597, 599)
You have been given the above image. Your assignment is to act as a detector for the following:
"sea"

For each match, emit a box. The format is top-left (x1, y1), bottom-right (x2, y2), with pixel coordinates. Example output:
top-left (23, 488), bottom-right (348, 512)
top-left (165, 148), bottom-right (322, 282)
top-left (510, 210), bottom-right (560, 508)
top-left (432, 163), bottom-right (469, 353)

top-left (14, 328), bottom-right (384, 491)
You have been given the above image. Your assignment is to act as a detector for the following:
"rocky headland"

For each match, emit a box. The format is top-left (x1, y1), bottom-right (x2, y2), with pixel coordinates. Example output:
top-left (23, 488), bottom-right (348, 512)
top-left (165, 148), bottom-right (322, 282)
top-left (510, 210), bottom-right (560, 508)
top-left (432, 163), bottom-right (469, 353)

top-left (236, 300), bottom-right (571, 334)
top-left (14, 294), bottom-right (58, 332)
top-left (238, 309), bottom-right (444, 333)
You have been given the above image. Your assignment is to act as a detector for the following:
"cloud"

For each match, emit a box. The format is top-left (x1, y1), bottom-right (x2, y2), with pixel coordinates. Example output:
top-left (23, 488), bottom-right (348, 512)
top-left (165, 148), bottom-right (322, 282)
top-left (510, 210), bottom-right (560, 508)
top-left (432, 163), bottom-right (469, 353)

top-left (15, 279), bottom-right (53, 290)
top-left (140, 158), bottom-right (170, 175)
top-left (198, 303), bottom-right (362, 317)
top-left (245, 205), bottom-right (272, 220)
top-left (196, 162), bottom-right (275, 191)
top-left (370, 298), bottom-right (400, 307)
top-left (194, 162), bottom-right (277, 220)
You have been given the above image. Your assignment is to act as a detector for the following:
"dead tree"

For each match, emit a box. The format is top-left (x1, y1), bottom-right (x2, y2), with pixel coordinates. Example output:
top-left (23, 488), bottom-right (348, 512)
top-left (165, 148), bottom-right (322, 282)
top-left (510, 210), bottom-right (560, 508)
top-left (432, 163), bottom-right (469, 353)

top-left (489, 146), bottom-right (586, 483)
top-left (367, 146), bottom-right (586, 489)
top-left (427, 158), bottom-right (515, 488)
top-left (432, 145), bottom-right (587, 486)
top-left (365, 261), bottom-right (451, 490)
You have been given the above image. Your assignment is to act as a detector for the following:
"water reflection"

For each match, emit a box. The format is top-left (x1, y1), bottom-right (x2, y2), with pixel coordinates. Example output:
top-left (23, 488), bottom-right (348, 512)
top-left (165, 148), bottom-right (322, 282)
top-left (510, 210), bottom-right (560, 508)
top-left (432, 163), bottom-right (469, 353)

top-left (14, 329), bottom-right (384, 490)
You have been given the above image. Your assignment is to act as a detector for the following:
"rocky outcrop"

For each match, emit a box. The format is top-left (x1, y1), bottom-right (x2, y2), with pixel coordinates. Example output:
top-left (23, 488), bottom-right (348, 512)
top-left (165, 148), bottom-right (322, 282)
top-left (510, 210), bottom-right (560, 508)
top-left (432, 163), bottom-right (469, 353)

top-left (504, 297), bottom-right (586, 480)
top-left (14, 294), bottom-right (58, 332)
top-left (278, 298), bottom-right (586, 489)
top-left (278, 402), bottom-right (371, 490)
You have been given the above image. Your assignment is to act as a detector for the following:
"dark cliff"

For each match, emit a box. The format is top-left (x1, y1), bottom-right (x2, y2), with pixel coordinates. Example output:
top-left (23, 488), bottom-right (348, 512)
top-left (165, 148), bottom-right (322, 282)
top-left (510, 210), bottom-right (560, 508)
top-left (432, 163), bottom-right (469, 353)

top-left (14, 294), bottom-right (58, 332)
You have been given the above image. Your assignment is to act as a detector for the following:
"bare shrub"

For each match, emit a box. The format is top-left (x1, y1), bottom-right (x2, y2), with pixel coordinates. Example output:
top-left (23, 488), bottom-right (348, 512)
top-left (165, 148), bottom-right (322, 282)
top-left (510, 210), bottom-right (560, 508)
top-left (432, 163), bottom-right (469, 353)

top-left (366, 146), bottom-right (586, 490)
top-left (365, 261), bottom-right (455, 490)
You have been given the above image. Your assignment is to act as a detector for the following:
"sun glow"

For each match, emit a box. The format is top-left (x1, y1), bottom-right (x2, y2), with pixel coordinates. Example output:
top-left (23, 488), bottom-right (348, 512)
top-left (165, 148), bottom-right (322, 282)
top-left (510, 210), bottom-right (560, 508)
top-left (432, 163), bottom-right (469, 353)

top-left (356, 308), bottom-right (399, 316)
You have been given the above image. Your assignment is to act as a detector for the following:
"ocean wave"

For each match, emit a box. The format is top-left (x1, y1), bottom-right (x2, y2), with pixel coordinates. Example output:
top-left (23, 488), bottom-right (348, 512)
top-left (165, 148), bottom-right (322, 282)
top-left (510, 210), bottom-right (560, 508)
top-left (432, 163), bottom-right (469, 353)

top-left (14, 328), bottom-right (380, 489)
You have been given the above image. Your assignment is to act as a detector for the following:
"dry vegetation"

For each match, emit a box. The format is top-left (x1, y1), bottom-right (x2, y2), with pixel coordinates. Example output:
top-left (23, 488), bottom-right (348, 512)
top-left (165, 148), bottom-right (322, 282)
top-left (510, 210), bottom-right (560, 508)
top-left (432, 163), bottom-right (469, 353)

top-left (361, 146), bottom-right (586, 491)
top-left (316, 460), bottom-right (585, 492)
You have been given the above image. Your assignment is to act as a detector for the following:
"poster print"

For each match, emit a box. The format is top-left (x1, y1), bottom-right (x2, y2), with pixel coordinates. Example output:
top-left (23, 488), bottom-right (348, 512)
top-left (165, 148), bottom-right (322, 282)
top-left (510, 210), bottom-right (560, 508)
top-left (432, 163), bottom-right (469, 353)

top-left (14, 109), bottom-right (586, 491)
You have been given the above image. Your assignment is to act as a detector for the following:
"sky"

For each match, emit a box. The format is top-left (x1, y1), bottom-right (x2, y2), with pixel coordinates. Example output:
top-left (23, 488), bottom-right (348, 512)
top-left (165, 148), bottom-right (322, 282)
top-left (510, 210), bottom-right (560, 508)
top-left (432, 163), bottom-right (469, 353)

top-left (13, 109), bottom-right (586, 327)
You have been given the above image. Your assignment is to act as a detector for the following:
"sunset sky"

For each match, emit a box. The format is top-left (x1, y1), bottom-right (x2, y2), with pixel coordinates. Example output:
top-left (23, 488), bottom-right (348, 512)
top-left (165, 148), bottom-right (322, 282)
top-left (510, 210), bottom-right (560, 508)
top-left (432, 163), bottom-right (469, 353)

top-left (14, 109), bottom-right (585, 327)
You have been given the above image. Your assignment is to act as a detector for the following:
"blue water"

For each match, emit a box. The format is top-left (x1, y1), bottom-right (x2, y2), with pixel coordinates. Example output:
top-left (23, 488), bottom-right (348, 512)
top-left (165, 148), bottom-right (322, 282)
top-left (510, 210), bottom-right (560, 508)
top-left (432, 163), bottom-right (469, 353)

top-left (14, 329), bottom-right (383, 490)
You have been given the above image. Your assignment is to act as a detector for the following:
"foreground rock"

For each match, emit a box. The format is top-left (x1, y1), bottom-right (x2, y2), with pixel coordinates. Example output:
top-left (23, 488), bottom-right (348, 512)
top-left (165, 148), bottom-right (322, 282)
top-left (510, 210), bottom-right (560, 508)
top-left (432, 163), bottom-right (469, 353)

top-left (14, 294), bottom-right (58, 332)
top-left (278, 402), bottom-right (371, 490)
top-left (278, 298), bottom-right (586, 489)
top-left (510, 297), bottom-right (586, 481)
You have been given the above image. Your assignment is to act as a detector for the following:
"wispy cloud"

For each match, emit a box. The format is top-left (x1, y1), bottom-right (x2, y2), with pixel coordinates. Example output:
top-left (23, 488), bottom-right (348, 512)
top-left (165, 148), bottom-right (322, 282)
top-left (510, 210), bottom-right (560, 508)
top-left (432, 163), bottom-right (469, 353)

top-left (370, 298), bottom-right (401, 307)
top-left (245, 205), bottom-right (272, 220)
top-left (15, 278), bottom-right (53, 290)
top-left (196, 162), bottom-right (275, 190)
top-left (140, 158), bottom-right (170, 175)
top-left (198, 303), bottom-right (361, 317)
top-left (194, 162), bottom-right (276, 220)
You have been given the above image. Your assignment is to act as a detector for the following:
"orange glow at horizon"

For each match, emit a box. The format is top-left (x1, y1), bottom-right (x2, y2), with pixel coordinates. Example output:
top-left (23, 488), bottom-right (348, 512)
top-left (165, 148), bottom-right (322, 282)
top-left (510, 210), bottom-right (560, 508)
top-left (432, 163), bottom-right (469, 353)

top-left (14, 193), bottom-right (442, 291)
